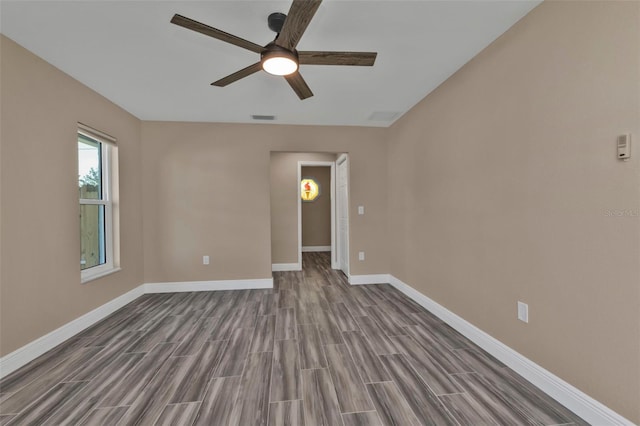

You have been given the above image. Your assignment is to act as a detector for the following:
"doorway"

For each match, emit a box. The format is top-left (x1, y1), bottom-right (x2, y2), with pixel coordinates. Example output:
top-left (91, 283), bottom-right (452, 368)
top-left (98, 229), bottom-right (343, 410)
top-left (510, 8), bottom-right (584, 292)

top-left (269, 152), bottom-right (348, 273)
top-left (296, 154), bottom-right (349, 275)
top-left (297, 161), bottom-right (337, 269)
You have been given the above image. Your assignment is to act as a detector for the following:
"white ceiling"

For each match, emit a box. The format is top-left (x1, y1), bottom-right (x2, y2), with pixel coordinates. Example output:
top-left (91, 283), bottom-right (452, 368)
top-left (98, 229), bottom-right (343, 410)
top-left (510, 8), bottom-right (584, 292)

top-left (0, 0), bottom-right (540, 127)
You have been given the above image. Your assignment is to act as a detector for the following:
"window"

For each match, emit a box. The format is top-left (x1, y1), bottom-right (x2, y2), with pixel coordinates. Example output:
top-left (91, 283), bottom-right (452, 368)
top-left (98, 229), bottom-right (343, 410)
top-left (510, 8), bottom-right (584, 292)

top-left (78, 124), bottom-right (118, 282)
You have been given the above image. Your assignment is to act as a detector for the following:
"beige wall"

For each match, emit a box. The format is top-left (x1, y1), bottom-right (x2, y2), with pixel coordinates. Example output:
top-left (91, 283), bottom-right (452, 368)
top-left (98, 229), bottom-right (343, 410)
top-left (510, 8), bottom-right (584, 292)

top-left (0, 35), bottom-right (144, 356)
top-left (271, 154), bottom-right (336, 264)
top-left (302, 166), bottom-right (332, 248)
top-left (142, 123), bottom-right (387, 282)
top-left (387, 1), bottom-right (640, 421)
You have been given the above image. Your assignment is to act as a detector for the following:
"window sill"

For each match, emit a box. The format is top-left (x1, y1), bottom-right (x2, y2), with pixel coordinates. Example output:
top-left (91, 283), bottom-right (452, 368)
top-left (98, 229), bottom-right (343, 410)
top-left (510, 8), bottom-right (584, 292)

top-left (81, 267), bottom-right (121, 284)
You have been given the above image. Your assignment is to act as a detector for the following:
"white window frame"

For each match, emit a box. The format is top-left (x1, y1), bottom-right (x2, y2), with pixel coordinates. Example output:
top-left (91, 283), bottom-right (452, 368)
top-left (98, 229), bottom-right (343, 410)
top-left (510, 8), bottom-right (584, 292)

top-left (78, 125), bottom-right (118, 283)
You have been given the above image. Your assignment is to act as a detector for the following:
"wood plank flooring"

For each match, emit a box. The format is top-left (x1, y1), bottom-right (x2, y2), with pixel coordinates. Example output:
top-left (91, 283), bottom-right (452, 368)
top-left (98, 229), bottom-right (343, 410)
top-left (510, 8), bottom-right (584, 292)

top-left (0, 252), bottom-right (587, 425)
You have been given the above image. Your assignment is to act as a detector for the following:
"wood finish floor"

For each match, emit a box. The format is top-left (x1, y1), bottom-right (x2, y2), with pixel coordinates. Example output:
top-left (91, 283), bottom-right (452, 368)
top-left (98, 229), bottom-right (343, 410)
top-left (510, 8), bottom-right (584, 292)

top-left (0, 252), bottom-right (587, 425)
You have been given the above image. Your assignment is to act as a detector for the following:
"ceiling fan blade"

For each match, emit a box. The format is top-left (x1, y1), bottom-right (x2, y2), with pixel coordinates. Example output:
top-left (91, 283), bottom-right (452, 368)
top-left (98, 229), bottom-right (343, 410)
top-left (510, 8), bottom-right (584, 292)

top-left (298, 51), bottom-right (377, 66)
top-left (171, 14), bottom-right (264, 54)
top-left (284, 72), bottom-right (314, 100)
top-left (211, 62), bottom-right (263, 87)
top-left (276, 0), bottom-right (322, 50)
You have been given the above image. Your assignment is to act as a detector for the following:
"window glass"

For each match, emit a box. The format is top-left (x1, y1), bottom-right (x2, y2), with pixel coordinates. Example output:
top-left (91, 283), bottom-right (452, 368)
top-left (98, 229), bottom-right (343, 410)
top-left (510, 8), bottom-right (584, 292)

top-left (78, 134), bottom-right (102, 200)
top-left (80, 204), bottom-right (106, 269)
top-left (78, 128), bottom-right (115, 280)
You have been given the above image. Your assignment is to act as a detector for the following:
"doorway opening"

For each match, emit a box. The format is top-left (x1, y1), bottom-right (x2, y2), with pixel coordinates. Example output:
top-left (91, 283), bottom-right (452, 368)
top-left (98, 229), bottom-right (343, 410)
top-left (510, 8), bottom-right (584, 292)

top-left (270, 152), bottom-right (349, 276)
top-left (298, 161), bottom-right (336, 269)
top-left (297, 154), bottom-right (349, 276)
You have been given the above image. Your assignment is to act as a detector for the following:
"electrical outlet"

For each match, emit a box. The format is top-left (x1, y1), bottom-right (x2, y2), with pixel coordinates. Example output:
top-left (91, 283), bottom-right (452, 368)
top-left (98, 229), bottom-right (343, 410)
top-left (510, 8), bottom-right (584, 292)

top-left (203, 255), bottom-right (210, 265)
top-left (517, 301), bottom-right (528, 323)
top-left (358, 205), bottom-right (365, 215)
top-left (358, 251), bottom-right (365, 261)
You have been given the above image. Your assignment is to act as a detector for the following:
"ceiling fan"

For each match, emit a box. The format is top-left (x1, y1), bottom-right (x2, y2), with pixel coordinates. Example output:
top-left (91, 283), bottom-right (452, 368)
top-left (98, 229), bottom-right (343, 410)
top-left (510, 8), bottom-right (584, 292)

top-left (170, 0), bottom-right (377, 100)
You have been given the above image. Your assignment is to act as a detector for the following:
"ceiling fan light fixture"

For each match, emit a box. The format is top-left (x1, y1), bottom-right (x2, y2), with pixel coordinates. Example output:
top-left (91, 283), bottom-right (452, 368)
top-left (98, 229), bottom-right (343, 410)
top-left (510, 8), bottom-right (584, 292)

top-left (261, 48), bottom-right (298, 76)
top-left (171, 2), bottom-right (377, 100)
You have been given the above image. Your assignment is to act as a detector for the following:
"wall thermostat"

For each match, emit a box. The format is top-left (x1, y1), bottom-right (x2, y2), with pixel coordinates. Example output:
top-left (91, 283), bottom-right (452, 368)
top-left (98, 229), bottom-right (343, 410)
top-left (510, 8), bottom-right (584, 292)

top-left (617, 134), bottom-right (631, 160)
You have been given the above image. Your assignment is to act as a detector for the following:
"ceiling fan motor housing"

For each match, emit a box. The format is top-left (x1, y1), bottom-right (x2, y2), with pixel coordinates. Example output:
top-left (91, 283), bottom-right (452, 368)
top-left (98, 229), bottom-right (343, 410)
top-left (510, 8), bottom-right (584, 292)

top-left (262, 43), bottom-right (298, 61)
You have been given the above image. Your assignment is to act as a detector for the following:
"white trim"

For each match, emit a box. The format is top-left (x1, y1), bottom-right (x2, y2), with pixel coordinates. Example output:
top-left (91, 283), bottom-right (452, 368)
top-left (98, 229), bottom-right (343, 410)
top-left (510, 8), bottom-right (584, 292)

top-left (302, 246), bottom-right (331, 252)
top-left (298, 161), bottom-right (338, 270)
top-left (297, 164), bottom-right (302, 269)
top-left (330, 163), bottom-right (337, 269)
top-left (78, 122), bottom-right (116, 144)
top-left (272, 263), bottom-right (302, 272)
top-left (336, 154), bottom-right (350, 276)
top-left (348, 274), bottom-right (391, 285)
top-left (0, 285), bottom-right (144, 378)
top-left (0, 276), bottom-right (273, 379)
top-left (81, 267), bottom-right (121, 284)
top-left (144, 278), bottom-right (273, 293)
top-left (386, 275), bottom-right (634, 426)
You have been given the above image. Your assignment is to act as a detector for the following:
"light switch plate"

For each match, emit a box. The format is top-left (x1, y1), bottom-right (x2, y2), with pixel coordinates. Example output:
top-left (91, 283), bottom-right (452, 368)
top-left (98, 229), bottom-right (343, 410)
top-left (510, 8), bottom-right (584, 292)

top-left (358, 206), bottom-right (365, 215)
top-left (517, 301), bottom-right (529, 323)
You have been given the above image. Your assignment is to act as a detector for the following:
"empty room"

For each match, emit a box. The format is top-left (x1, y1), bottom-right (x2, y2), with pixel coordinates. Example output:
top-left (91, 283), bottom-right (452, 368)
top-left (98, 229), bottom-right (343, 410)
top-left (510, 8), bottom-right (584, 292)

top-left (0, 0), bottom-right (638, 425)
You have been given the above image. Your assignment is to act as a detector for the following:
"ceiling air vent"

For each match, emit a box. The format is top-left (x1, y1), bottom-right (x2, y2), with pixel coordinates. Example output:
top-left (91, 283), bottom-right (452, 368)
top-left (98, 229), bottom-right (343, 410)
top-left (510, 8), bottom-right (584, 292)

top-left (251, 115), bottom-right (276, 121)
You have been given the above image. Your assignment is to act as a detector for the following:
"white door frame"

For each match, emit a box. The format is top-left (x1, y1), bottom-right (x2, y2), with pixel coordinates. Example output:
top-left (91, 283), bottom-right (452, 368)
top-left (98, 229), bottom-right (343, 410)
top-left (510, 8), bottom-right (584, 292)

top-left (298, 161), bottom-right (337, 269)
top-left (336, 154), bottom-right (350, 276)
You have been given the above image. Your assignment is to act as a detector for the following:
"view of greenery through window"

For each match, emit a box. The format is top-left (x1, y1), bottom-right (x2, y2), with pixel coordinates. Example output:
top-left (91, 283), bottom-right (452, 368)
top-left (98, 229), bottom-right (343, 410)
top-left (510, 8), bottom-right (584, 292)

top-left (78, 135), bottom-right (106, 270)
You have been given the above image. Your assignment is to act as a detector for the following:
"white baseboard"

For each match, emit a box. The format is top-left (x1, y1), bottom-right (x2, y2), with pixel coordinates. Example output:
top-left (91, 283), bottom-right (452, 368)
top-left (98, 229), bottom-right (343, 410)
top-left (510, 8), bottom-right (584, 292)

top-left (0, 285), bottom-right (145, 378)
top-left (387, 275), bottom-right (633, 426)
top-left (0, 277), bottom-right (273, 379)
top-left (144, 278), bottom-right (273, 293)
top-left (302, 246), bottom-right (331, 252)
top-left (348, 274), bottom-right (391, 285)
top-left (272, 263), bottom-right (301, 272)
